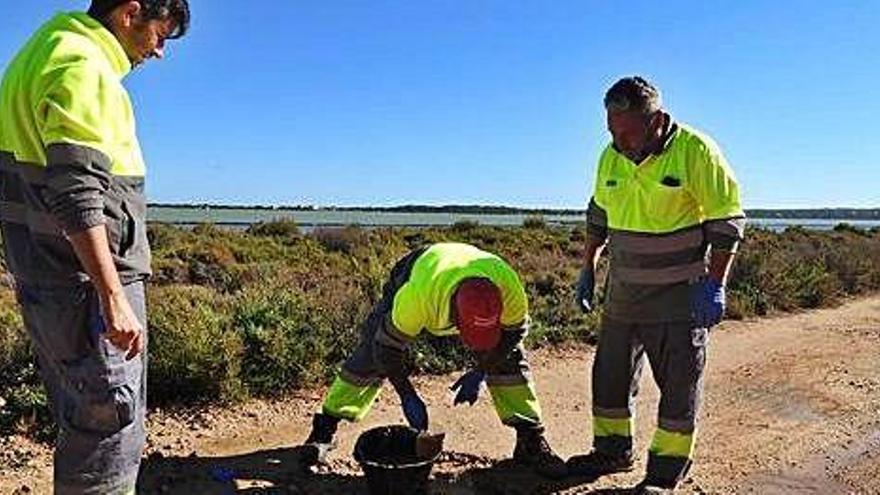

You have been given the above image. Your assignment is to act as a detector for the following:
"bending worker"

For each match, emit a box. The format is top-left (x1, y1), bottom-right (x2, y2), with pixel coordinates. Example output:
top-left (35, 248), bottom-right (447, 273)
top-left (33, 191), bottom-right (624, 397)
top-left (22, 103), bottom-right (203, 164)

top-left (568, 76), bottom-right (745, 493)
top-left (302, 242), bottom-right (566, 478)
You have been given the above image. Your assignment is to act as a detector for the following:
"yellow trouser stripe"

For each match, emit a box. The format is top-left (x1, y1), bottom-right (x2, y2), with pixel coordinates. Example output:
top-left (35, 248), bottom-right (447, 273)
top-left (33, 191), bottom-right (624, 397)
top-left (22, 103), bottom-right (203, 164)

top-left (322, 375), bottom-right (381, 421)
top-left (488, 383), bottom-right (542, 424)
top-left (593, 416), bottom-right (632, 438)
top-left (650, 428), bottom-right (695, 458)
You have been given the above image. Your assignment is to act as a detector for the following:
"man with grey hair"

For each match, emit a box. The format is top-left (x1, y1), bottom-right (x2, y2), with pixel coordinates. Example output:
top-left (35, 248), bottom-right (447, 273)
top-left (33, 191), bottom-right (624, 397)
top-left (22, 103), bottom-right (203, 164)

top-left (0, 1), bottom-right (189, 493)
top-left (568, 76), bottom-right (745, 493)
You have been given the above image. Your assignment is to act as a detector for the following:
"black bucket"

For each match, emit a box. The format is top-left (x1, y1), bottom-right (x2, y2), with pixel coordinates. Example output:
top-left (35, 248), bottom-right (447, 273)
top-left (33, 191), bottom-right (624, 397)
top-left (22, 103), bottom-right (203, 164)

top-left (353, 425), bottom-right (443, 495)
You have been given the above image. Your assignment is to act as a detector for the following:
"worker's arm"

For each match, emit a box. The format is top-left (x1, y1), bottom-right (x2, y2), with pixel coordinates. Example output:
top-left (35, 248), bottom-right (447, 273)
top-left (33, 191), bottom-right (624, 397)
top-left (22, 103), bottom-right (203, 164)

top-left (576, 198), bottom-right (609, 313)
top-left (68, 226), bottom-right (143, 359)
top-left (41, 142), bottom-right (143, 359)
top-left (707, 248), bottom-right (736, 285)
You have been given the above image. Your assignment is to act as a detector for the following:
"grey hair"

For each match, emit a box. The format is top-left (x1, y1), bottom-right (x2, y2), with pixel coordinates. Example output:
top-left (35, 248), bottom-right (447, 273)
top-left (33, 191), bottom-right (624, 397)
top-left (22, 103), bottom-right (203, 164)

top-left (604, 76), bottom-right (662, 114)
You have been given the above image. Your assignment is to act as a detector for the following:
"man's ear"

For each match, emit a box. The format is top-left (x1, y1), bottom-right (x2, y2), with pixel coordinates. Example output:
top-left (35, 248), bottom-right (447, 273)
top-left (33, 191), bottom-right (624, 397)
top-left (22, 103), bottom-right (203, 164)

top-left (117, 1), bottom-right (143, 29)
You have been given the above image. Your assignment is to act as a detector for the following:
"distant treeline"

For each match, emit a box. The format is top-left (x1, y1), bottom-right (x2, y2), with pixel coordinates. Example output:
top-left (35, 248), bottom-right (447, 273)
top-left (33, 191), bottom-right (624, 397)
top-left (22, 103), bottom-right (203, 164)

top-left (149, 203), bottom-right (880, 220)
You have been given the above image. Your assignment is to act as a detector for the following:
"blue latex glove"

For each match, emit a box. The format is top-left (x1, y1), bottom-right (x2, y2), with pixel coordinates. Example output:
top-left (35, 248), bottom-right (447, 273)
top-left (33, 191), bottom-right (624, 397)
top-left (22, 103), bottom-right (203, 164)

top-left (575, 267), bottom-right (595, 313)
top-left (401, 392), bottom-right (428, 431)
top-left (450, 369), bottom-right (486, 406)
top-left (690, 278), bottom-right (725, 328)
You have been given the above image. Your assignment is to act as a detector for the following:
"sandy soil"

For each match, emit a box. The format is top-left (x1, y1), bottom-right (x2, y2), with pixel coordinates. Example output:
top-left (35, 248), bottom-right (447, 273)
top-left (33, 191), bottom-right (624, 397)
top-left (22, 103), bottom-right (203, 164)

top-left (2, 296), bottom-right (879, 494)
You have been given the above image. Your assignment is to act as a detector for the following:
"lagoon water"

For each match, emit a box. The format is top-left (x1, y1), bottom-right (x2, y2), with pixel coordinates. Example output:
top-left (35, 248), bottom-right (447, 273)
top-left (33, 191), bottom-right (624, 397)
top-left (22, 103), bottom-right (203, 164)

top-left (148, 207), bottom-right (880, 232)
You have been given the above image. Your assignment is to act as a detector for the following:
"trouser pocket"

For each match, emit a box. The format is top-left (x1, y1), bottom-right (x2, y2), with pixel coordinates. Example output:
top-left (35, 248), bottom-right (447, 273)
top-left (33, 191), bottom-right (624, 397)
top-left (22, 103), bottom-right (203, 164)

top-left (62, 353), bottom-right (138, 435)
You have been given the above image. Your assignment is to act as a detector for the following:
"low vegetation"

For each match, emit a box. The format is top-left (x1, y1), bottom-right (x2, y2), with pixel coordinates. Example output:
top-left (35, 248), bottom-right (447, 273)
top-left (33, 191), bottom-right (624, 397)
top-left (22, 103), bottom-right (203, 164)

top-left (1, 221), bottom-right (879, 438)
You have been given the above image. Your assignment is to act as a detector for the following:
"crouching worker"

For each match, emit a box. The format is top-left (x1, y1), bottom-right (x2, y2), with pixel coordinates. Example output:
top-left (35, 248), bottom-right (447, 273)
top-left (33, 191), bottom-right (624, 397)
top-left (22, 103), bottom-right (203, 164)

top-left (301, 242), bottom-right (566, 478)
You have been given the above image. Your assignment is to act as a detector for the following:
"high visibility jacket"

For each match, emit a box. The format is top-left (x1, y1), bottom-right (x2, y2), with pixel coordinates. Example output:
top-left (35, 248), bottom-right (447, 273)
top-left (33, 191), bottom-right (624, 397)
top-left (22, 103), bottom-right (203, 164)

top-left (0, 12), bottom-right (150, 285)
top-left (588, 123), bottom-right (745, 287)
top-left (391, 243), bottom-right (528, 338)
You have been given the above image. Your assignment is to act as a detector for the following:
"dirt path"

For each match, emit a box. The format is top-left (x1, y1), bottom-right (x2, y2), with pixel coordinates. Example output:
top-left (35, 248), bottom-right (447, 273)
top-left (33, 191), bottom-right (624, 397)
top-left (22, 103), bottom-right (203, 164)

top-left (2, 296), bottom-right (879, 494)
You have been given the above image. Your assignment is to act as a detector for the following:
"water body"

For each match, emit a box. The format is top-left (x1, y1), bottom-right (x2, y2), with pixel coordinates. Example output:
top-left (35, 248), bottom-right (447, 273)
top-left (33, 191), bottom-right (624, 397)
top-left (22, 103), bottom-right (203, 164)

top-left (148, 207), bottom-right (880, 232)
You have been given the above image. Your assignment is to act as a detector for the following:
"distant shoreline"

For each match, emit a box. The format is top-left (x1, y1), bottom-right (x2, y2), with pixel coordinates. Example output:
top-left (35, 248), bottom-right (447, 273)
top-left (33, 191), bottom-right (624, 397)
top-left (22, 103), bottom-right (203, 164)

top-left (147, 203), bottom-right (880, 220)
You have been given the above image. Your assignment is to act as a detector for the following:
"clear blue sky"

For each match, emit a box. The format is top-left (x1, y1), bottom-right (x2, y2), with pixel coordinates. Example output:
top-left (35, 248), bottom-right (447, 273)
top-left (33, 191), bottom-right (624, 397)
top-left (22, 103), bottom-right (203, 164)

top-left (1, 2), bottom-right (878, 209)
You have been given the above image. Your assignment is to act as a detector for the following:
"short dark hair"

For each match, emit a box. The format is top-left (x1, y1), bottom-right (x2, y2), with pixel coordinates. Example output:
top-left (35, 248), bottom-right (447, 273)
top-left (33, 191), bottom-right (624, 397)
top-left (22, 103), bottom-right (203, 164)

top-left (88, 0), bottom-right (190, 39)
top-left (604, 76), bottom-right (662, 114)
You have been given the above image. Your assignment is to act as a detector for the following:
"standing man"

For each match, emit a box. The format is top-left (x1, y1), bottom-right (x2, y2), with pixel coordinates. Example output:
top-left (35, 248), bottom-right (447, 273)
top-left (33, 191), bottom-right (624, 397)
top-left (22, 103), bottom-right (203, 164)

top-left (568, 77), bottom-right (745, 493)
top-left (0, 1), bottom-right (189, 493)
top-left (302, 242), bottom-right (567, 478)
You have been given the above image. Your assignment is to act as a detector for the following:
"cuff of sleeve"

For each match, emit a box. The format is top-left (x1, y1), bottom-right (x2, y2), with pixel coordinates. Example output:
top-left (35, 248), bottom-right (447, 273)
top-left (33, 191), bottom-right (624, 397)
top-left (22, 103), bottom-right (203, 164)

top-left (56, 207), bottom-right (106, 234)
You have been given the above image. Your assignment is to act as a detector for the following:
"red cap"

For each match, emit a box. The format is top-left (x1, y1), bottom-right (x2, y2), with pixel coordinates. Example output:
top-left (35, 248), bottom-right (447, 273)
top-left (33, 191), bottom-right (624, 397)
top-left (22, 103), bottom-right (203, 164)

top-left (454, 278), bottom-right (503, 351)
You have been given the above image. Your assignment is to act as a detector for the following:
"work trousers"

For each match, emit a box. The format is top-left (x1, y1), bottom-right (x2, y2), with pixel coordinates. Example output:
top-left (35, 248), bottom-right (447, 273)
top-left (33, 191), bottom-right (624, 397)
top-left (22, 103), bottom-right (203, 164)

top-left (591, 316), bottom-right (707, 484)
top-left (18, 281), bottom-right (147, 495)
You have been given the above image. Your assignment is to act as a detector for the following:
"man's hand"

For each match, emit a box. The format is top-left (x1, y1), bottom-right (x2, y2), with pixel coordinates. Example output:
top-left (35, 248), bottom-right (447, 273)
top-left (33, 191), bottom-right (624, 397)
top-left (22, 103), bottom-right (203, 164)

top-left (101, 290), bottom-right (144, 360)
top-left (690, 278), bottom-right (725, 328)
top-left (450, 369), bottom-right (485, 406)
top-left (575, 267), bottom-right (595, 313)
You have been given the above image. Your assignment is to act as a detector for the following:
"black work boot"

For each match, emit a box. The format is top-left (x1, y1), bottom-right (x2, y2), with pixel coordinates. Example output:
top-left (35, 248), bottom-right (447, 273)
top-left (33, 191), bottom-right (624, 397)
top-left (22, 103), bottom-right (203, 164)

top-left (566, 449), bottom-right (635, 478)
top-left (633, 456), bottom-right (692, 494)
top-left (301, 413), bottom-right (340, 467)
top-left (512, 425), bottom-right (568, 479)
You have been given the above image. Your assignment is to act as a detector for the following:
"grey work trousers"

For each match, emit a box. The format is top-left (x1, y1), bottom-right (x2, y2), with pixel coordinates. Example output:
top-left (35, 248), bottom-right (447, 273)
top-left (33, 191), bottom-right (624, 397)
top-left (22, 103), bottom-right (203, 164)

top-left (591, 316), bottom-right (707, 482)
top-left (17, 281), bottom-right (147, 495)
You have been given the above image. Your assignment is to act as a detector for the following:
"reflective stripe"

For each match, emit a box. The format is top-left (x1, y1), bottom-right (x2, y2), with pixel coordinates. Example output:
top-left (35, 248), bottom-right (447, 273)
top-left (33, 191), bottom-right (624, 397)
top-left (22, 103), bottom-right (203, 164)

top-left (0, 153), bottom-right (47, 184)
top-left (0, 201), bottom-right (64, 236)
top-left (658, 417), bottom-right (696, 434)
top-left (613, 261), bottom-right (706, 285)
top-left (610, 227), bottom-right (704, 255)
top-left (487, 382), bottom-right (542, 425)
top-left (612, 247), bottom-right (705, 270)
top-left (322, 376), bottom-right (381, 422)
top-left (339, 367), bottom-right (383, 388)
top-left (593, 407), bottom-right (631, 419)
top-left (586, 198), bottom-right (608, 239)
top-left (485, 372), bottom-right (529, 387)
top-left (47, 142), bottom-right (111, 173)
top-left (593, 416), bottom-right (632, 438)
top-left (650, 428), bottom-right (694, 458)
top-left (374, 316), bottom-right (413, 351)
top-left (704, 217), bottom-right (746, 251)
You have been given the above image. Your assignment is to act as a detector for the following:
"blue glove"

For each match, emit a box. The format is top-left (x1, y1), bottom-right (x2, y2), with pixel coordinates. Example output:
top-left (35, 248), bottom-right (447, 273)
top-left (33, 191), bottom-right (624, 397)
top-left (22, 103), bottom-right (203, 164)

top-left (690, 278), bottom-right (725, 328)
top-left (450, 369), bottom-right (486, 406)
top-left (575, 267), bottom-right (595, 313)
top-left (401, 392), bottom-right (428, 431)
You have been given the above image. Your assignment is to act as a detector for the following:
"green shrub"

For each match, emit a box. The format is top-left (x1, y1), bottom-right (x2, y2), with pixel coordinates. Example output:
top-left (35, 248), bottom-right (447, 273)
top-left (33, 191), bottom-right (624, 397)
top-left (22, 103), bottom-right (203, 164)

top-left (147, 285), bottom-right (244, 404)
top-left (231, 286), bottom-right (339, 395)
top-left (247, 219), bottom-right (301, 239)
top-left (1, 222), bottom-right (879, 441)
top-left (522, 215), bottom-right (547, 229)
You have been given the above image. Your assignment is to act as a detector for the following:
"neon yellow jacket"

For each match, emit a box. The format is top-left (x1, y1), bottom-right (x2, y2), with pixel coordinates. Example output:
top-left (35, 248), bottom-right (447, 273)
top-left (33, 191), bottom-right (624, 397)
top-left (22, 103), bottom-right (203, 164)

top-left (391, 243), bottom-right (528, 338)
top-left (587, 123), bottom-right (745, 287)
top-left (0, 12), bottom-right (150, 285)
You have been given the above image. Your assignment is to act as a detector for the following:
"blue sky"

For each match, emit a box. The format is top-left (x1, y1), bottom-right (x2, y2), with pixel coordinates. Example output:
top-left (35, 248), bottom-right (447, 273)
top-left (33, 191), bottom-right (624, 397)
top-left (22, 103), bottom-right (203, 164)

top-left (1, 1), bottom-right (878, 209)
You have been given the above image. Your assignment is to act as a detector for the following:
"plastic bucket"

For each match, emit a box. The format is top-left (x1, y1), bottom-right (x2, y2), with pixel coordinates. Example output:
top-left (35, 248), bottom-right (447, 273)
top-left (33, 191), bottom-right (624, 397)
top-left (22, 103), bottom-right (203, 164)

top-left (353, 425), bottom-right (443, 495)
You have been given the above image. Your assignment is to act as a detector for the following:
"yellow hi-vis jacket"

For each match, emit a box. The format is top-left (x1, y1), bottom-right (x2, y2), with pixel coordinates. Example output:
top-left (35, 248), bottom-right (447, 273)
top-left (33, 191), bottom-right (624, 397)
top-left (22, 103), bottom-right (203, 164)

top-left (0, 12), bottom-right (150, 285)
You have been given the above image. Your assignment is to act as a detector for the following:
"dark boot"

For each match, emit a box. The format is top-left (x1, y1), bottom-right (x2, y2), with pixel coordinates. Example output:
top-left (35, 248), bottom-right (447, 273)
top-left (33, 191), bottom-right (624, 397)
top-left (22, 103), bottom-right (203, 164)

top-left (512, 425), bottom-right (568, 479)
top-left (566, 449), bottom-right (634, 478)
top-left (634, 456), bottom-right (691, 494)
top-left (301, 413), bottom-right (340, 467)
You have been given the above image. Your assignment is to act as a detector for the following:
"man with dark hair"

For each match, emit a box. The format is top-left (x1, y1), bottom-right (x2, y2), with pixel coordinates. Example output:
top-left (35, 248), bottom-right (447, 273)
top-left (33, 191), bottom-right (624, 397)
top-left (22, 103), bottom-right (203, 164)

top-left (568, 76), bottom-right (745, 493)
top-left (302, 242), bottom-right (567, 478)
top-left (0, 1), bottom-right (189, 493)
